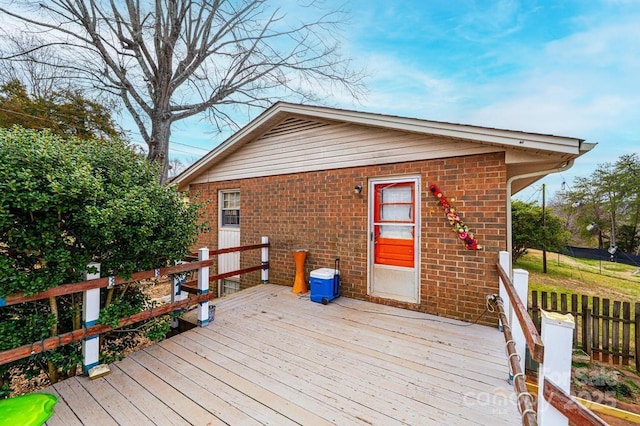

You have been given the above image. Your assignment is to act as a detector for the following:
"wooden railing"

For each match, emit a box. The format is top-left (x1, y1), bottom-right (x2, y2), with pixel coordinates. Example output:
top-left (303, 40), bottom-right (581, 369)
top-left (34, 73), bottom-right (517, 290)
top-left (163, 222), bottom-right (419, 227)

top-left (0, 291), bottom-right (211, 365)
top-left (0, 240), bottom-right (269, 367)
top-left (543, 378), bottom-right (608, 426)
top-left (495, 253), bottom-right (607, 426)
top-left (496, 262), bottom-right (544, 363)
top-left (490, 294), bottom-right (537, 426)
top-left (0, 260), bottom-right (212, 307)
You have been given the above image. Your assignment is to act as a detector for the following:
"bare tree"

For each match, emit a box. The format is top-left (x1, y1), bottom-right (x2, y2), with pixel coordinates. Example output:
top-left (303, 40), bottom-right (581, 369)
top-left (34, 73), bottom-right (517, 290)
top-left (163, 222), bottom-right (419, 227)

top-left (0, 35), bottom-right (70, 97)
top-left (167, 156), bottom-right (200, 178)
top-left (0, 0), bottom-right (365, 183)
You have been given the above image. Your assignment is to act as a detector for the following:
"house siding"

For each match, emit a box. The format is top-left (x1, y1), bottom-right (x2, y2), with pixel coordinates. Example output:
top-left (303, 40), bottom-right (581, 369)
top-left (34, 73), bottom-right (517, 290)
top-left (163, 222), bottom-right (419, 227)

top-left (189, 152), bottom-right (506, 326)
top-left (191, 119), bottom-right (501, 184)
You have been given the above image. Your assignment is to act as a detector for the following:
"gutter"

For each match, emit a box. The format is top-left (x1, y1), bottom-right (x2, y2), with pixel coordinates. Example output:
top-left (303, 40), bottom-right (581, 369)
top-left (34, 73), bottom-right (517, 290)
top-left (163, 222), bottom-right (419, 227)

top-left (505, 159), bottom-right (576, 277)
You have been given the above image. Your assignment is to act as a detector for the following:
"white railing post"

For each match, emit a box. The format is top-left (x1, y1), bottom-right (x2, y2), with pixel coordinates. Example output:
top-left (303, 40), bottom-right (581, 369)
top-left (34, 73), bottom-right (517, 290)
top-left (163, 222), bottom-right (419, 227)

top-left (261, 236), bottom-right (269, 284)
top-left (537, 310), bottom-right (575, 426)
top-left (512, 268), bottom-right (529, 378)
top-left (498, 251), bottom-right (511, 331)
top-left (83, 262), bottom-right (101, 374)
top-left (197, 248), bottom-right (210, 327)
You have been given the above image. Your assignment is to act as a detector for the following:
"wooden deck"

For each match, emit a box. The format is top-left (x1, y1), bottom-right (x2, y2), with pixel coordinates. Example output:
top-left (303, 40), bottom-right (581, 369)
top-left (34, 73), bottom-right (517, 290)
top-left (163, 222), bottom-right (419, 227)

top-left (44, 284), bottom-right (520, 425)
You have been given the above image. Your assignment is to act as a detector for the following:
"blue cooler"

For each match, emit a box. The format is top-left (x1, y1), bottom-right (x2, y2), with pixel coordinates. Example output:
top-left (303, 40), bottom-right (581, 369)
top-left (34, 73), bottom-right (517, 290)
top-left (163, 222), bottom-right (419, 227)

top-left (310, 259), bottom-right (340, 305)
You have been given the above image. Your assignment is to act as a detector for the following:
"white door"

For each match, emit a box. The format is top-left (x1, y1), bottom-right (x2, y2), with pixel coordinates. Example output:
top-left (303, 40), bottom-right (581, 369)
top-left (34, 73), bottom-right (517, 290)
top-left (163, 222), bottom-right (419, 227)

top-left (218, 190), bottom-right (240, 296)
top-left (369, 177), bottom-right (420, 303)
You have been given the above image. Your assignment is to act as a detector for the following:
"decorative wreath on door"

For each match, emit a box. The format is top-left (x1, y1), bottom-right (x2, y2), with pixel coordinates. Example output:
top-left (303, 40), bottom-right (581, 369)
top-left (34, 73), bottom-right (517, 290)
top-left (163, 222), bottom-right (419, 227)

top-left (429, 184), bottom-right (481, 250)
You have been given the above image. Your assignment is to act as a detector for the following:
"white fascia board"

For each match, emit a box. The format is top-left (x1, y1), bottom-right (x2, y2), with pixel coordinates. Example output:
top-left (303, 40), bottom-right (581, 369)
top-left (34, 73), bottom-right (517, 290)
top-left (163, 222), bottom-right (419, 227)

top-left (277, 104), bottom-right (583, 155)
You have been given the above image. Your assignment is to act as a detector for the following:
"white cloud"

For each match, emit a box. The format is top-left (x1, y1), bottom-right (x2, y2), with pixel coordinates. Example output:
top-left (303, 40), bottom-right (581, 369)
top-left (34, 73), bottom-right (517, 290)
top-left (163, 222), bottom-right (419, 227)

top-left (463, 19), bottom-right (640, 144)
top-left (340, 53), bottom-right (464, 119)
top-left (339, 7), bottom-right (640, 201)
top-left (453, 0), bottom-right (530, 43)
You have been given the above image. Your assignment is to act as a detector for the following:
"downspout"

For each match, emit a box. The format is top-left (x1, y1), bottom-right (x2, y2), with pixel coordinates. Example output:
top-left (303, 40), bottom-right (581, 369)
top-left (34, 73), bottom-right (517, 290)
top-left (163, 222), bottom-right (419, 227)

top-left (506, 159), bottom-right (576, 277)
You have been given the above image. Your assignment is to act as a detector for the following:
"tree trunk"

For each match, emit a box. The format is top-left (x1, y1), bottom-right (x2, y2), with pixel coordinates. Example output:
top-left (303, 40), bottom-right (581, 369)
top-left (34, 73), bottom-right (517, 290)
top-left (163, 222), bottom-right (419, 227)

top-left (69, 293), bottom-right (81, 379)
top-left (47, 296), bottom-right (59, 384)
top-left (633, 204), bottom-right (640, 255)
top-left (99, 287), bottom-right (116, 350)
top-left (147, 115), bottom-right (172, 185)
top-left (105, 287), bottom-right (115, 309)
top-left (72, 293), bottom-right (81, 330)
top-left (611, 211), bottom-right (617, 249)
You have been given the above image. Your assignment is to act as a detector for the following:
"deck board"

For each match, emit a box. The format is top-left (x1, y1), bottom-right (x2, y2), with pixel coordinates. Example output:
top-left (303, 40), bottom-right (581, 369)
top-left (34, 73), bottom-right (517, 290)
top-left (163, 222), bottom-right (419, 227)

top-left (44, 388), bottom-right (83, 426)
top-left (48, 378), bottom-right (118, 425)
top-left (176, 329), bottom-right (408, 425)
top-left (73, 370), bottom-right (152, 425)
top-left (209, 314), bottom-right (504, 422)
top-left (237, 295), bottom-right (508, 381)
top-left (45, 284), bottom-right (520, 425)
top-left (145, 343), bottom-right (300, 426)
top-left (103, 363), bottom-right (189, 425)
top-left (117, 355), bottom-right (225, 425)
top-left (167, 334), bottom-right (351, 425)
top-left (193, 324), bottom-right (451, 424)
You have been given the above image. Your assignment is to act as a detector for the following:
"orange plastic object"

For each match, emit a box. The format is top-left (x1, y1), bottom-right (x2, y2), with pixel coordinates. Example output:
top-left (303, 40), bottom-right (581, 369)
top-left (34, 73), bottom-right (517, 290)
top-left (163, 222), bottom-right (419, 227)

top-left (292, 249), bottom-right (308, 293)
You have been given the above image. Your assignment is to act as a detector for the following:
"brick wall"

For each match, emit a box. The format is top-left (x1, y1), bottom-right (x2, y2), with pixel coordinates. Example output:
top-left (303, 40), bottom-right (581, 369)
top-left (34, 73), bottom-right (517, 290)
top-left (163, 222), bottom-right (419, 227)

top-left (189, 152), bottom-right (506, 326)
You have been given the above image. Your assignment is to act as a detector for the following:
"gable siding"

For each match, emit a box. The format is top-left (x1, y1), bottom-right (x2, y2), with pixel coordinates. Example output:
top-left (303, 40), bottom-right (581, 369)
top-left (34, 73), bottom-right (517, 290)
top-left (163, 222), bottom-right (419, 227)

top-left (192, 120), bottom-right (501, 184)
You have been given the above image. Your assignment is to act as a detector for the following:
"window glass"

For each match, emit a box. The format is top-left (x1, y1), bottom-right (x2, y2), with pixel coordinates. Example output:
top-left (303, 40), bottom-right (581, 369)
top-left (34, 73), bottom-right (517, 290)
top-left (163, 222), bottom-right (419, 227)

top-left (378, 185), bottom-right (413, 221)
top-left (221, 191), bottom-right (240, 227)
top-left (381, 205), bottom-right (412, 221)
top-left (381, 186), bottom-right (412, 203)
top-left (379, 225), bottom-right (413, 239)
top-left (222, 279), bottom-right (240, 295)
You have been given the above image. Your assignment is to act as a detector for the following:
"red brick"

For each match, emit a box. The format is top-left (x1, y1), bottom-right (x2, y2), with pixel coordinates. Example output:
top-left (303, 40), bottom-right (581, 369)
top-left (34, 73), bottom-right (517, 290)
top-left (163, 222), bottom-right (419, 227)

top-left (188, 153), bottom-right (506, 326)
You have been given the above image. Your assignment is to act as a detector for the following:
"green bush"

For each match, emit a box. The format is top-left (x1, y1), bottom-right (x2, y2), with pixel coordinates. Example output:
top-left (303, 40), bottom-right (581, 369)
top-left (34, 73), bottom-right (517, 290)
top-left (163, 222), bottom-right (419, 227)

top-left (0, 126), bottom-right (205, 392)
top-left (0, 126), bottom-right (204, 295)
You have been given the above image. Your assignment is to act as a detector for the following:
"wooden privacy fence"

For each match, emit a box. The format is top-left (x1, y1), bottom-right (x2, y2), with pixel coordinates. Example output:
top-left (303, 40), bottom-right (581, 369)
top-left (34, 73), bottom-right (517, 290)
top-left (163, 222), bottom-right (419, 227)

top-left (530, 290), bottom-right (640, 371)
top-left (0, 239), bottom-right (269, 369)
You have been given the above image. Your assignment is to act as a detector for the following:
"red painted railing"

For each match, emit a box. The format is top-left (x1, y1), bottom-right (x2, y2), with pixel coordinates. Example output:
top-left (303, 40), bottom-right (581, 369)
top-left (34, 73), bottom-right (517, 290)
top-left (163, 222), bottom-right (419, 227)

top-left (0, 242), bottom-right (269, 366)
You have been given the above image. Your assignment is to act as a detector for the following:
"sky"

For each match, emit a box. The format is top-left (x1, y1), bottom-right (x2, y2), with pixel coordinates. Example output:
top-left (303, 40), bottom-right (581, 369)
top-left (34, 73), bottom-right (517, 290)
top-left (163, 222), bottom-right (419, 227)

top-left (156, 0), bottom-right (640, 202)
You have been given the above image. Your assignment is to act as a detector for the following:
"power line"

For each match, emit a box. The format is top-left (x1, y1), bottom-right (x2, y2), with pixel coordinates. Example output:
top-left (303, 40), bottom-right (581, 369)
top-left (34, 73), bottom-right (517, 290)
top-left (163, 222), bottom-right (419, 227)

top-left (523, 185), bottom-right (543, 204)
top-left (172, 141), bottom-right (209, 151)
top-left (169, 147), bottom-right (206, 156)
top-left (0, 107), bottom-right (53, 123)
top-left (3, 105), bottom-right (211, 154)
top-left (124, 128), bottom-right (211, 152)
top-left (129, 142), bottom-right (203, 157)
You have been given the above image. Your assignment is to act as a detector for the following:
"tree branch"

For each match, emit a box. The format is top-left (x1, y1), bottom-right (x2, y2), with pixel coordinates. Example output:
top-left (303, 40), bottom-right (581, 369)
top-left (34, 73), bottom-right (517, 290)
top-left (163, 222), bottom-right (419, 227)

top-left (0, 0), bottom-right (365, 183)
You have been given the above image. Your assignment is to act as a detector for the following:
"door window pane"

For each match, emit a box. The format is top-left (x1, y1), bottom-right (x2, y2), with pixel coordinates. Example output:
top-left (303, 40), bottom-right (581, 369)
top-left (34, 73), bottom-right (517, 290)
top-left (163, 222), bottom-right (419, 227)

top-left (381, 186), bottom-right (412, 203)
top-left (381, 204), bottom-right (412, 221)
top-left (379, 225), bottom-right (413, 239)
top-left (377, 184), bottom-right (414, 222)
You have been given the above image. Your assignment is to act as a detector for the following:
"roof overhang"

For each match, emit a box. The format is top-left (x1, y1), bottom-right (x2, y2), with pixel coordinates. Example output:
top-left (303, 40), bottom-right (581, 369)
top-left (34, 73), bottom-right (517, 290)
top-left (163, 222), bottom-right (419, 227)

top-left (172, 102), bottom-right (592, 192)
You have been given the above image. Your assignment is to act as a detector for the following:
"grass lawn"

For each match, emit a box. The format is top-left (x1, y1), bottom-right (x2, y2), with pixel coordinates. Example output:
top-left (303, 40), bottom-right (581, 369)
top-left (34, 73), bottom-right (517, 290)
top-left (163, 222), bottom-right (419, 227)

top-left (515, 249), bottom-right (640, 304)
top-left (515, 250), bottom-right (640, 420)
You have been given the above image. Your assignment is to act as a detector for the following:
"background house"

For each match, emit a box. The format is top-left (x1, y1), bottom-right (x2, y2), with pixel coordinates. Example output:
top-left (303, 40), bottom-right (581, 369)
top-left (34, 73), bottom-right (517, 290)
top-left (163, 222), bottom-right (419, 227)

top-left (172, 103), bottom-right (593, 326)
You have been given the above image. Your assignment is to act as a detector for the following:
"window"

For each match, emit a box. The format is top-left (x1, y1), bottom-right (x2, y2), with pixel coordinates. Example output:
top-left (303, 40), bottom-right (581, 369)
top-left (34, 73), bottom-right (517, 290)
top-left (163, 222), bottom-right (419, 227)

top-left (221, 190), bottom-right (240, 227)
top-left (375, 183), bottom-right (414, 239)
top-left (222, 279), bottom-right (240, 296)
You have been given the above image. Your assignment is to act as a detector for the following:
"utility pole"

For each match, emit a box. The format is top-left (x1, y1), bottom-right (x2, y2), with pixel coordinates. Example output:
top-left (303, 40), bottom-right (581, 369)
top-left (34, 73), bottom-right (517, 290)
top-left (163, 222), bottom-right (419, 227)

top-left (542, 184), bottom-right (547, 273)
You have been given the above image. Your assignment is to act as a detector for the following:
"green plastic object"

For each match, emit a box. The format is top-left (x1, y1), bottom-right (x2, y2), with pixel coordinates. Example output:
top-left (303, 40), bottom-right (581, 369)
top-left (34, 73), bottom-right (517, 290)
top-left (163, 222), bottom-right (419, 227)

top-left (0, 393), bottom-right (58, 426)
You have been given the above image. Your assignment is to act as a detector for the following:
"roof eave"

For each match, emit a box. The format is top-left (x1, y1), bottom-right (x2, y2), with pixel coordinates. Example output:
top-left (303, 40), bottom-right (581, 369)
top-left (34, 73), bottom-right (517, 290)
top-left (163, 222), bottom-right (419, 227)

top-left (171, 102), bottom-right (587, 191)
